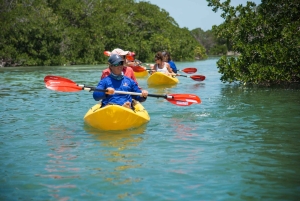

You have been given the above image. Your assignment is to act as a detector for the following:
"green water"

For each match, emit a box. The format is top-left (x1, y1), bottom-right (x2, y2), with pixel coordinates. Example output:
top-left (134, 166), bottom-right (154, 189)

top-left (1, 58), bottom-right (300, 200)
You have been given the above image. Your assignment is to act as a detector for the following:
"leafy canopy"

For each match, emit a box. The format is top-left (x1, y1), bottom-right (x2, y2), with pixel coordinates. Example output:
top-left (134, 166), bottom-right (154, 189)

top-left (207, 0), bottom-right (300, 85)
top-left (0, 0), bottom-right (207, 66)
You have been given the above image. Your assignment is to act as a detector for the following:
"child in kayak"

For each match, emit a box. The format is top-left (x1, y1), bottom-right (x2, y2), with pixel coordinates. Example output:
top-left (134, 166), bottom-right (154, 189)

top-left (149, 52), bottom-right (175, 76)
top-left (94, 54), bottom-right (148, 109)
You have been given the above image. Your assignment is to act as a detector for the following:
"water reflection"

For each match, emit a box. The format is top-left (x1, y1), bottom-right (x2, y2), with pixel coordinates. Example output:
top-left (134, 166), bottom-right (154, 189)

top-left (190, 83), bottom-right (205, 90)
top-left (84, 124), bottom-right (147, 144)
top-left (147, 84), bottom-right (177, 90)
top-left (147, 86), bottom-right (175, 96)
top-left (37, 125), bottom-right (81, 200)
top-left (219, 85), bottom-right (300, 198)
top-left (164, 113), bottom-right (204, 176)
top-left (84, 124), bottom-right (147, 186)
top-left (167, 113), bottom-right (199, 141)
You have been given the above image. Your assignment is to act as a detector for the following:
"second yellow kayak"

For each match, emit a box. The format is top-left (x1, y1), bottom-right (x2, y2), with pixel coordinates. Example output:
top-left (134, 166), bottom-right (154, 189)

top-left (147, 72), bottom-right (179, 86)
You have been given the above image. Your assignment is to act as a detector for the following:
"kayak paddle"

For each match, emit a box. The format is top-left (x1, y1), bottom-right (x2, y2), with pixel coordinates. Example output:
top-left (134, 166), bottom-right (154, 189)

top-left (131, 65), bottom-right (198, 74)
top-left (44, 75), bottom-right (201, 106)
top-left (44, 75), bottom-right (75, 84)
top-left (130, 66), bottom-right (205, 81)
top-left (103, 51), bottom-right (111, 56)
top-left (176, 74), bottom-right (206, 81)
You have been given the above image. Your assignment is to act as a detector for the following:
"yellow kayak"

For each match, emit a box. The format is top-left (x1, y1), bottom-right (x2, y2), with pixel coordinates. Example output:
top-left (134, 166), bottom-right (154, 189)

top-left (147, 72), bottom-right (179, 86)
top-left (134, 70), bottom-right (148, 78)
top-left (83, 101), bottom-right (150, 131)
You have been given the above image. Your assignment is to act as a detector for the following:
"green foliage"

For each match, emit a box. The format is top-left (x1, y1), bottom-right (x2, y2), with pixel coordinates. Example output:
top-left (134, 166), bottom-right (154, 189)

top-left (191, 26), bottom-right (229, 56)
top-left (209, 44), bottom-right (227, 55)
top-left (0, 0), bottom-right (207, 66)
top-left (194, 46), bottom-right (208, 60)
top-left (207, 0), bottom-right (300, 85)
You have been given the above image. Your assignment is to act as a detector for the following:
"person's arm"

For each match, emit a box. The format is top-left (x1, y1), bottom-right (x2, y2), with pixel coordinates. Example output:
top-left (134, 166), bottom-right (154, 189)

top-left (169, 61), bottom-right (178, 73)
top-left (165, 62), bottom-right (175, 75)
top-left (151, 64), bottom-right (155, 69)
top-left (131, 80), bottom-right (148, 102)
top-left (93, 80), bottom-right (109, 101)
top-left (149, 64), bottom-right (156, 74)
top-left (127, 61), bottom-right (136, 67)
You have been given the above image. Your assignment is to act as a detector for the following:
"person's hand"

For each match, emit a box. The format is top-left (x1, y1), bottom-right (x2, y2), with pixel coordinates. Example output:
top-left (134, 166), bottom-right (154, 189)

top-left (127, 61), bottom-right (135, 67)
top-left (141, 90), bottom-right (148, 98)
top-left (135, 60), bottom-right (142, 65)
top-left (122, 101), bottom-right (131, 109)
top-left (105, 87), bottom-right (114, 95)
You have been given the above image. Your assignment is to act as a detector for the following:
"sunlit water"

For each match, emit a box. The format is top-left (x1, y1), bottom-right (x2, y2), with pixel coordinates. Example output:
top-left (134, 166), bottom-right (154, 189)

top-left (1, 58), bottom-right (300, 200)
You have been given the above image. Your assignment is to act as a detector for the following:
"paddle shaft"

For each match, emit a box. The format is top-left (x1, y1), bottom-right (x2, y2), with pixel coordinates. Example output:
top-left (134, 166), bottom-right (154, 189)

top-left (131, 65), bottom-right (197, 74)
top-left (44, 75), bottom-right (201, 105)
top-left (78, 85), bottom-right (170, 99)
top-left (177, 74), bottom-right (189, 78)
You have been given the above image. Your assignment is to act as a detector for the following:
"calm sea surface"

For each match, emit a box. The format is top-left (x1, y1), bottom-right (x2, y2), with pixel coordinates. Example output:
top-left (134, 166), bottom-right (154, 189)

top-left (1, 58), bottom-right (300, 200)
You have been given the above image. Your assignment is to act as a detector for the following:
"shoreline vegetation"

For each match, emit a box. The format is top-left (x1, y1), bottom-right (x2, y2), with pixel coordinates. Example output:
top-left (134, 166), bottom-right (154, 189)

top-left (206, 0), bottom-right (300, 85)
top-left (0, 55), bottom-right (233, 67)
top-left (1, 0), bottom-right (299, 85)
top-left (0, 1), bottom-right (230, 68)
top-left (0, 1), bottom-right (206, 68)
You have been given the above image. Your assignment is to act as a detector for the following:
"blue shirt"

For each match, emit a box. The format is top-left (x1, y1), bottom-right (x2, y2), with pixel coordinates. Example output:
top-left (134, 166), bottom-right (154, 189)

top-left (93, 75), bottom-right (146, 107)
top-left (168, 60), bottom-right (177, 73)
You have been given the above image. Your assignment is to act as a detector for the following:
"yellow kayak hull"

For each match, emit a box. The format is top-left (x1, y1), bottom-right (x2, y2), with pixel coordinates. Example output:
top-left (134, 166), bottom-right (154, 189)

top-left (147, 72), bottom-right (179, 85)
top-left (83, 102), bottom-right (150, 131)
top-left (134, 70), bottom-right (148, 78)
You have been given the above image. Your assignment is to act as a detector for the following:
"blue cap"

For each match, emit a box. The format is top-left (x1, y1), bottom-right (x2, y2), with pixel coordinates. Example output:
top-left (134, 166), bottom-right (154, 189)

top-left (108, 54), bottom-right (124, 65)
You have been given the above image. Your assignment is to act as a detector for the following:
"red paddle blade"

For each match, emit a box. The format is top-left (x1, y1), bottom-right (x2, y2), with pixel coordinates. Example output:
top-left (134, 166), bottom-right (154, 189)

top-left (190, 75), bottom-right (206, 81)
top-left (167, 94), bottom-right (201, 106)
top-left (103, 51), bottom-right (111, 56)
top-left (45, 81), bottom-right (82, 92)
top-left (181, 68), bottom-right (197, 74)
top-left (44, 75), bottom-right (75, 84)
top-left (131, 66), bottom-right (147, 72)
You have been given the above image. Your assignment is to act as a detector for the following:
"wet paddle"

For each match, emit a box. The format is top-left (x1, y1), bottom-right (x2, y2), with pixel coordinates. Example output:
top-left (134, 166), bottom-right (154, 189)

top-left (131, 65), bottom-right (197, 74)
top-left (176, 74), bottom-right (206, 81)
top-left (177, 67), bottom-right (198, 74)
top-left (130, 66), bottom-right (205, 81)
top-left (103, 51), bottom-right (111, 56)
top-left (44, 75), bottom-right (75, 84)
top-left (44, 75), bottom-right (201, 106)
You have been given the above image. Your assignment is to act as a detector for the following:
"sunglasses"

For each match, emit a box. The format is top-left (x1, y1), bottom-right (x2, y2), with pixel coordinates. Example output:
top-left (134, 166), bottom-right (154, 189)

top-left (111, 61), bottom-right (124, 67)
top-left (155, 58), bottom-right (160, 61)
